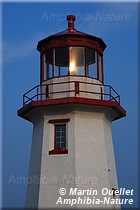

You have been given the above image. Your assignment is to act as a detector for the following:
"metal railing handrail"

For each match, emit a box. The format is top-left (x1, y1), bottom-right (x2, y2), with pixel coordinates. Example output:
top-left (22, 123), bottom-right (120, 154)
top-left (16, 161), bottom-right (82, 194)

top-left (22, 81), bottom-right (120, 106)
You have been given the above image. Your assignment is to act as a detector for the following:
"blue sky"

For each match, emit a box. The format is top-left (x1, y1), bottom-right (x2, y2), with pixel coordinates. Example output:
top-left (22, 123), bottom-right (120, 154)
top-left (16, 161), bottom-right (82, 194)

top-left (2, 2), bottom-right (138, 209)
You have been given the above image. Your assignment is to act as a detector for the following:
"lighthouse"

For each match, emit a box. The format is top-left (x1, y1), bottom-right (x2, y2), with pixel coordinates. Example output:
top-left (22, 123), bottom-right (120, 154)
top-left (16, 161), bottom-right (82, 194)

top-left (18, 15), bottom-right (126, 209)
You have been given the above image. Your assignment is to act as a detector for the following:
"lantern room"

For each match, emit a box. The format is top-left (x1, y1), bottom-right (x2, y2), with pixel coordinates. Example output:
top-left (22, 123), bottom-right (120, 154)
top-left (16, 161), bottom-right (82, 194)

top-left (37, 15), bottom-right (106, 84)
top-left (41, 45), bottom-right (104, 81)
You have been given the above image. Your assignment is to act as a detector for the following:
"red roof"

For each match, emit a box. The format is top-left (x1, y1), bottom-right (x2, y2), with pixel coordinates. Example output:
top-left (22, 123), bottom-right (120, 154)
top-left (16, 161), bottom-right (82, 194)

top-left (37, 15), bottom-right (106, 52)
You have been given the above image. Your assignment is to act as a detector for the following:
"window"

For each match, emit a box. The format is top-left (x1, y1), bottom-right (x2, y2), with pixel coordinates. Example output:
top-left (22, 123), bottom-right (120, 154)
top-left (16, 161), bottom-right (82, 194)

top-left (86, 48), bottom-right (97, 78)
top-left (43, 47), bottom-right (103, 83)
top-left (55, 124), bottom-right (66, 148)
top-left (54, 47), bottom-right (68, 76)
top-left (45, 49), bottom-right (53, 80)
top-left (48, 118), bottom-right (70, 155)
top-left (69, 47), bottom-right (84, 75)
top-left (98, 53), bottom-right (103, 82)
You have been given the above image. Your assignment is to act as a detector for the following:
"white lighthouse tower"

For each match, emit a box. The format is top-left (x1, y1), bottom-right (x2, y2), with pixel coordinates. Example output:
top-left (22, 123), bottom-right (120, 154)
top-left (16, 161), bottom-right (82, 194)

top-left (18, 15), bottom-right (126, 209)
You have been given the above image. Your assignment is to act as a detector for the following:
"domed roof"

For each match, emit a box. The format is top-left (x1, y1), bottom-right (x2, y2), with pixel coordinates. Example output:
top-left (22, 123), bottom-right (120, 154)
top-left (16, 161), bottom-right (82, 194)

top-left (37, 15), bottom-right (106, 52)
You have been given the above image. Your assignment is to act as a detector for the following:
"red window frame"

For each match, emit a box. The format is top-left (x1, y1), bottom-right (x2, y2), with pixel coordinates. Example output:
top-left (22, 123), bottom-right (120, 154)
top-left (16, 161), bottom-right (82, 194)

top-left (48, 118), bottom-right (70, 155)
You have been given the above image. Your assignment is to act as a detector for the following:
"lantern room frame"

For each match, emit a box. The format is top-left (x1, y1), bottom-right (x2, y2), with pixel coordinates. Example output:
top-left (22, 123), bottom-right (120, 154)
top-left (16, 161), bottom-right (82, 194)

top-left (40, 46), bottom-right (104, 83)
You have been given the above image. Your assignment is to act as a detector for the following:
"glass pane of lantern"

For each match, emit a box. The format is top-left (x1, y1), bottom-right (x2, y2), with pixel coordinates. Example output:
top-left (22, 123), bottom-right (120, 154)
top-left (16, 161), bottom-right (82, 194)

top-left (69, 47), bottom-right (84, 75)
top-left (45, 49), bottom-right (53, 80)
top-left (54, 47), bottom-right (68, 76)
top-left (86, 48), bottom-right (97, 78)
top-left (98, 54), bottom-right (103, 82)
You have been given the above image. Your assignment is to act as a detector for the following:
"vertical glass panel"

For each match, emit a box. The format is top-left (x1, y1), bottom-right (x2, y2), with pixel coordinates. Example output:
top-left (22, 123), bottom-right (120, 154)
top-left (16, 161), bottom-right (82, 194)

top-left (98, 54), bottom-right (103, 82)
top-left (69, 47), bottom-right (84, 75)
top-left (54, 47), bottom-right (68, 76)
top-left (45, 49), bottom-right (53, 80)
top-left (86, 48), bottom-right (97, 78)
top-left (55, 124), bottom-right (66, 148)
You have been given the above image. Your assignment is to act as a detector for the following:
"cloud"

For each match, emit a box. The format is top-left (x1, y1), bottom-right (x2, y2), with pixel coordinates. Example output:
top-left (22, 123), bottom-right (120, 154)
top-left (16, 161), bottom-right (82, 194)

top-left (3, 41), bottom-right (35, 62)
top-left (2, 32), bottom-right (48, 63)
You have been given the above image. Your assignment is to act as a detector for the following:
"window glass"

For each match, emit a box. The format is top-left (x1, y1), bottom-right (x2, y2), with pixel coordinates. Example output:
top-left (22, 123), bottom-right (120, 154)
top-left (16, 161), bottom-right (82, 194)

top-left (54, 47), bottom-right (68, 77)
top-left (86, 48), bottom-right (97, 78)
top-left (69, 47), bottom-right (84, 75)
top-left (98, 54), bottom-right (103, 82)
top-left (45, 49), bottom-right (53, 80)
top-left (55, 124), bottom-right (66, 148)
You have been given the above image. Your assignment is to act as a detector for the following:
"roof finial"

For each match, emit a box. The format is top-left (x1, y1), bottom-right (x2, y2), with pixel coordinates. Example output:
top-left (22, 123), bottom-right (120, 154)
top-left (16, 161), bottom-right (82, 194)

top-left (67, 15), bottom-right (76, 30)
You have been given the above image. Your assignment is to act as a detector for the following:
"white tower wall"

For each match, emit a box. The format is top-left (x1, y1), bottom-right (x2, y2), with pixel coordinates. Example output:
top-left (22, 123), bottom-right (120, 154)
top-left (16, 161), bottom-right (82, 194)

top-left (25, 104), bottom-right (120, 209)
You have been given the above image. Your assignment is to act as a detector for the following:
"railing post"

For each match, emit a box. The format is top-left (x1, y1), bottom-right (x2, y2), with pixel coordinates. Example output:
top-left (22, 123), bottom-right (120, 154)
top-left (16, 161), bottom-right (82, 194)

top-left (118, 95), bottom-right (120, 104)
top-left (110, 86), bottom-right (111, 101)
top-left (101, 87), bottom-right (103, 100)
top-left (75, 81), bottom-right (79, 97)
top-left (46, 84), bottom-right (49, 99)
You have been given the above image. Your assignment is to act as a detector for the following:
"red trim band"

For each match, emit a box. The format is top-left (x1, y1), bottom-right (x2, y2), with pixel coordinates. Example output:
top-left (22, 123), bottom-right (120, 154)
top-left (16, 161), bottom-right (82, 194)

top-left (17, 97), bottom-right (126, 122)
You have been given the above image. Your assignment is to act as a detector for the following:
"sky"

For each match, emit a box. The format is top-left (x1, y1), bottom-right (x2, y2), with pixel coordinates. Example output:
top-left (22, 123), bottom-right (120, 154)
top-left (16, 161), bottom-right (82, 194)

top-left (2, 2), bottom-right (139, 209)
